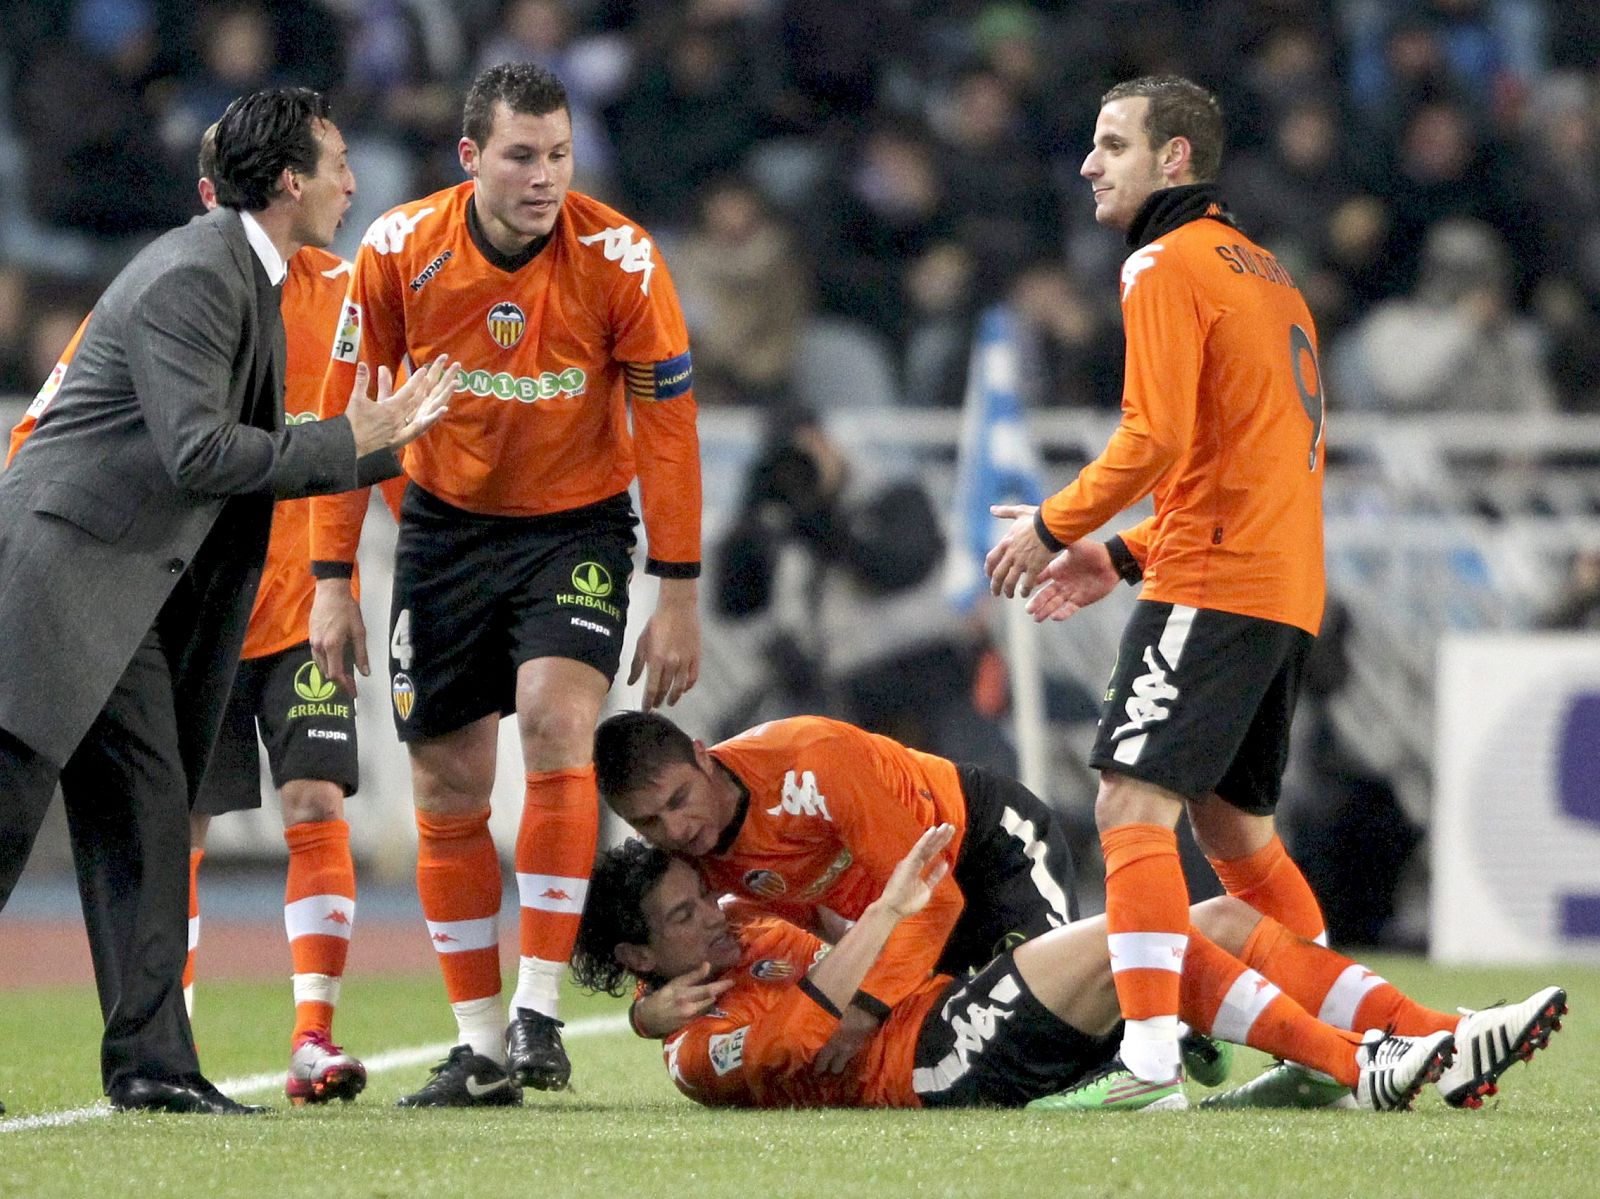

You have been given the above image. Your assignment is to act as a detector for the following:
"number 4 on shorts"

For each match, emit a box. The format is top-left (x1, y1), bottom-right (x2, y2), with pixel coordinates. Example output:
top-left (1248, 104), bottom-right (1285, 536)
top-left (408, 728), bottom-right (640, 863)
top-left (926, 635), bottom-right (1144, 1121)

top-left (391, 608), bottom-right (415, 671)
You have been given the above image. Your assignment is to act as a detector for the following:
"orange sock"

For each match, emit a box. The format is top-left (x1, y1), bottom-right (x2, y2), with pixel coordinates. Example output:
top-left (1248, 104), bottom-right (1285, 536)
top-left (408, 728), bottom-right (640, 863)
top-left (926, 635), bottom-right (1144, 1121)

top-left (416, 808), bottom-right (503, 1004)
top-left (1181, 929), bottom-right (1362, 1085)
top-left (284, 819), bottom-right (357, 1041)
top-left (183, 847), bottom-right (204, 1016)
top-left (1101, 823), bottom-right (1189, 1078)
top-left (1239, 914), bottom-right (1460, 1036)
top-left (1208, 834), bottom-right (1326, 944)
top-left (511, 766), bottom-right (599, 1019)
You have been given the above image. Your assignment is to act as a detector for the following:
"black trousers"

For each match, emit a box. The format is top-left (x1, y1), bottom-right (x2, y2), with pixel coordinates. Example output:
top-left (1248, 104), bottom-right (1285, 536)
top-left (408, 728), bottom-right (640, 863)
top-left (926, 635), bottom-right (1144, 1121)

top-left (0, 625), bottom-right (200, 1092)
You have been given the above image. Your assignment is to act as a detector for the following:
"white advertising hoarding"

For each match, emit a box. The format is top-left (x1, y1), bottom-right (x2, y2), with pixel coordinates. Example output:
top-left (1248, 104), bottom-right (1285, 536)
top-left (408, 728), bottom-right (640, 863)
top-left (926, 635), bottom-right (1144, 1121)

top-left (1432, 635), bottom-right (1600, 963)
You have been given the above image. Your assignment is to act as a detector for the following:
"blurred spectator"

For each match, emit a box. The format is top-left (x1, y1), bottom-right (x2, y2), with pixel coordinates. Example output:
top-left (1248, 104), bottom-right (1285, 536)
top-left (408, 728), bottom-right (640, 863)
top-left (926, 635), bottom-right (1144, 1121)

top-left (673, 177), bottom-right (808, 407)
top-left (1332, 218), bottom-right (1555, 414)
top-left (901, 240), bottom-right (976, 409)
top-left (0, 268), bottom-right (29, 394)
top-left (928, 67), bottom-right (1060, 285)
top-left (13, 0), bottom-right (191, 239)
top-left (606, 16), bottom-right (768, 228)
top-left (26, 307), bottom-right (84, 388)
top-left (1225, 101), bottom-right (1353, 277)
top-left (1536, 549), bottom-right (1600, 630)
top-left (1007, 264), bottom-right (1121, 410)
top-left (809, 122), bottom-right (956, 341)
top-left (1534, 279), bottom-right (1600, 414)
top-left (712, 407), bottom-right (1013, 769)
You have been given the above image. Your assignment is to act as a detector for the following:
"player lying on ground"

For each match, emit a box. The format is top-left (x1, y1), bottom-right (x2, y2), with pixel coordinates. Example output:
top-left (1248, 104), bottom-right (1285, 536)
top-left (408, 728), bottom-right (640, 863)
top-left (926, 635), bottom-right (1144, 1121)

top-left (596, 710), bottom-right (1080, 1072)
top-left (573, 828), bottom-right (1566, 1111)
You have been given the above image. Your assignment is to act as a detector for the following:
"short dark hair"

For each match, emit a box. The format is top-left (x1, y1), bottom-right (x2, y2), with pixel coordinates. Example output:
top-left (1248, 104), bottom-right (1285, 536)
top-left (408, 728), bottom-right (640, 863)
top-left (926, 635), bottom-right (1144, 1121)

top-left (211, 88), bottom-right (332, 211)
top-left (463, 61), bottom-right (570, 147)
top-left (594, 711), bottom-right (698, 809)
top-left (1101, 75), bottom-right (1225, 181)
top-left (197, 122), bottom-right (219, 183)
top-left (570, 838), bottom-right (674, 996)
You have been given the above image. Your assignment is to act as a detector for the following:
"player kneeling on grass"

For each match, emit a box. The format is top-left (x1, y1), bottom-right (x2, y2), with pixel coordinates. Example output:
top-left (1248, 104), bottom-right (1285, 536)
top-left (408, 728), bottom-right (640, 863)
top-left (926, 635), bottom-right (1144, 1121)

top-left (572, 828), bottom-right (1566, 1112)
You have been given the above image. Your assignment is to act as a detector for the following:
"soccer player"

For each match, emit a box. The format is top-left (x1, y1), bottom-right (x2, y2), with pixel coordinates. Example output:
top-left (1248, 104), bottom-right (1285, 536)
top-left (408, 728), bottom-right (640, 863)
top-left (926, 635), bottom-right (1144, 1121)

top-left (308, 63), bottom-right (702, 1106)
top-left (982, 74), bottom-right (1338, 1102)
top-left (7, 126), bottom-right (406, 1105)
top-left (594, 710), bottom-right (1079, 1071)
top-left (572, 829), bottom-right (1566, 1111)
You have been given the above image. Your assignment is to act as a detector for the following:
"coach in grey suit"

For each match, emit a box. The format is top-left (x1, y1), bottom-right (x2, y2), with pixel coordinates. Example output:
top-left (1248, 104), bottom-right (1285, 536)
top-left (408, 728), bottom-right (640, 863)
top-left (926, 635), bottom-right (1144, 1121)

top-left (0, 89), bottom-right (452, 1115)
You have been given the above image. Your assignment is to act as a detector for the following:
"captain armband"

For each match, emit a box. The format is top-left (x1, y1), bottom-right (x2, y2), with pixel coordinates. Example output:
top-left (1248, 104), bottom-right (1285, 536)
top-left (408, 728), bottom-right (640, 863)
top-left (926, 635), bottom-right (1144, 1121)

top-left (623, 350), bottom-right (694, 403)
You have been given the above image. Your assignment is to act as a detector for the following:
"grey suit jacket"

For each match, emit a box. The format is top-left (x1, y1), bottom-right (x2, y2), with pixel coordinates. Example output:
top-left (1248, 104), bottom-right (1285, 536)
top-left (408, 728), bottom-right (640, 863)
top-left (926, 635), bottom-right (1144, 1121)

top-left (0, 206), bottom-right (398, 778)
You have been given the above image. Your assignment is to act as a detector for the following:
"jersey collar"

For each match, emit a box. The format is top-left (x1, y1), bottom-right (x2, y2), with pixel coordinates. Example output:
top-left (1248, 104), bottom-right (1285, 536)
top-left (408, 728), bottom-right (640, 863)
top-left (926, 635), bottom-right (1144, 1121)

top-left (466, 190), bottom-right (553, 272)
top-left (1126, 182), bottom-right (1236, 250)
top-left (709, 761), bottom-right (750, 858)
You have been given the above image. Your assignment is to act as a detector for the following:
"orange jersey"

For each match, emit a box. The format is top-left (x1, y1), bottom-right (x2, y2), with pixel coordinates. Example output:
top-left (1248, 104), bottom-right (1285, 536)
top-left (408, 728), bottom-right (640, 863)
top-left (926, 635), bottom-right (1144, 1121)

top-left (310, 182), bottom-right (701, 575)
top-left (662, 914), bottom-right (947, 1108)
top-left (8, 249), bottom-right (403, 660)
top-left (703, 717), bottom-right (968, 1010)
top-left (1038, 212), bottom-right (1326, 635)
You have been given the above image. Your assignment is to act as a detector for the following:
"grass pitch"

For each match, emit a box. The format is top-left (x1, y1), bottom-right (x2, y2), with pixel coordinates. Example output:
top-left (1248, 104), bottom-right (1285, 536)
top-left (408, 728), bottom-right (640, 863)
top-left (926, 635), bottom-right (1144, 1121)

top-left (2, 957), bottom-right (1593, 1198)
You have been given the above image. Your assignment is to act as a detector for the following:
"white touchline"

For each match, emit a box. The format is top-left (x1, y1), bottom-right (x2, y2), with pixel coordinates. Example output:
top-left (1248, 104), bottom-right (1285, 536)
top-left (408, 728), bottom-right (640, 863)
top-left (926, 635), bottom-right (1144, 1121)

top-left (0, 1012), bottom-right (630, 1133)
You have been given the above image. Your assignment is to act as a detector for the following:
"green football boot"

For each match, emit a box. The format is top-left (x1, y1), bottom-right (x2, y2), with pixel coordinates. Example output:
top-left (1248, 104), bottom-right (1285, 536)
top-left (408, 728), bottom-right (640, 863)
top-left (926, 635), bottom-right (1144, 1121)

top-left (1028, 1057), bottom-right (1189, 1112)
top-left (1199, 1060), bottom-right (1355, 1110)
top-left (1180, 1031), bottom-right (1234, 1088)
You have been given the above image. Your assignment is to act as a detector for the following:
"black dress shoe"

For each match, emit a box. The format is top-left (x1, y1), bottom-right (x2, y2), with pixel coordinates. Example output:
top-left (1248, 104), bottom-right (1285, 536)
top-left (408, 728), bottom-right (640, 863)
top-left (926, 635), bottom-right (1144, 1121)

top-left (109, 1075), bottom-right (267, 1115)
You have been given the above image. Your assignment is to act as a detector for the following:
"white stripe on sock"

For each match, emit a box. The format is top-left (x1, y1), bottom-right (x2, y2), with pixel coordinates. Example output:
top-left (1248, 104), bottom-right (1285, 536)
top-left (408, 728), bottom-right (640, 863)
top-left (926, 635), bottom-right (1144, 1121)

top-left (1107, 931), bottom-right (1188, 973)
top-left (284, 894), bottom-right (356, 942)
top-left (425, 914), bottom-right (499, 953)
top-left (1319, 964), bottom-right (1386, 1030)
top-left (516, 873), bottom-right (589, 914)
top-left (1210, 970), bottom-right (1282, 1045)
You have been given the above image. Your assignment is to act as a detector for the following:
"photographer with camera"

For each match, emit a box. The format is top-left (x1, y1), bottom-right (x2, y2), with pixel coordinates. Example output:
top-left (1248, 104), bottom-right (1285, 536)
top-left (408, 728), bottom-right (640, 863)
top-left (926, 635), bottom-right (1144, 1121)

top-left (713, 408), bottom-right (1011, 770)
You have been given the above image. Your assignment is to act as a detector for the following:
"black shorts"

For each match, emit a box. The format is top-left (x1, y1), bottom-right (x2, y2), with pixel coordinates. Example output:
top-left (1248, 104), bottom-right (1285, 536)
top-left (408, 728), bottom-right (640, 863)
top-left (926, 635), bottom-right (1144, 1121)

top-left (912, 951), bottom-right (1117, 1107)
top-left (193, 642), bottom-right (360, 816)
top-left (388, 485), bottom-right (637, 741)
top-left (1089, 600), bottom-right (1313, 814)
top-left (937, 765), bottom-right (1079, 976)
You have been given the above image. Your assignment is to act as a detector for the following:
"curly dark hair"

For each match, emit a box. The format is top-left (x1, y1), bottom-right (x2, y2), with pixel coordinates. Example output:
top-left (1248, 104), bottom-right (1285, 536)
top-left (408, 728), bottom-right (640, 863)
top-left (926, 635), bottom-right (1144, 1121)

top-left (594, 710), bottom-right (698, 810)
top-left (463, 61), bottom-right (569, 147)
top-left (211, 87), bottom-right (332, 211)
top-left (1101, 75), bottom-right (1225, 182)
top-left (571, 838), bottom-right (674, 997)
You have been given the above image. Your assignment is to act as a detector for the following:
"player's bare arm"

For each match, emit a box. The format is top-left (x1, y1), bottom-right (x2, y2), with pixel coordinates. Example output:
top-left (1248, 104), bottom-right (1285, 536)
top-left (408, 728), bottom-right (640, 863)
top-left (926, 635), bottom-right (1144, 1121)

top-left (984, 503), bottom-right (1057, 599)
top-left (629, 576), bottom-right (701, 711)
top-left (812, 823), bottom-right (954, 1075)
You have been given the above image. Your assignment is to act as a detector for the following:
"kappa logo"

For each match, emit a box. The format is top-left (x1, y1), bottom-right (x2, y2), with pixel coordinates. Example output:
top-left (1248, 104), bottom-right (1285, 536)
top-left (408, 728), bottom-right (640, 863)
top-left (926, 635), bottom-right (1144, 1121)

top-left (1120, 243), bottom-right (1164, 299)
top-left (540, 887), bottom-right (572, 902)
top-left (361, 206), bottom-right (435, 255)
top-left (392, 672), bottom-right (416, 720)
top-left (321, 260), bottom-right (353, 281)
top-left (409, 249), bottom-right (452, 292)
top-left (324, 910), bottom-right (351, 926)
top-left (293, 661), bottom-right (338, 703)
top-left (487, 300), bottom-right (526, 349)
top-left (750, 958), bottom-right (795, 981)
top-left (767, 770), bottom-right (831, 822)
top-left (431, 931), bottom-right (458, 944)
top-left (331, 300), bottom-right (362, 363)
top-left (577, 225), bottom-right (656, 294)
top-left (1110, 645), bottom-right (1181, 739)
top-left (948, 999), bottom-right (1016, 1069)
top-left (742, 869), bottom-right (787, 898)
top-left (665, 1034), bottom-right (693, 1091)
top-left (571, 561), bottom-right (613, 598)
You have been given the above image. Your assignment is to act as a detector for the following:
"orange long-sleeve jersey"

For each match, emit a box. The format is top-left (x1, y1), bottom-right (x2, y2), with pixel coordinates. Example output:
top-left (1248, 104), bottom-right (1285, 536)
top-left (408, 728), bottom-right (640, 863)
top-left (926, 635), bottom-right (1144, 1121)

top-left (7, 248), bottom-right (403, 660)
top-left (661, 914), bottom-right (948, 1108)
top-left (310, 182), bottom-right (701, 577)
top-left (1037, 209), bottom-right (1326, 635)
top-left (702, 717), bottom-right (967, 1012)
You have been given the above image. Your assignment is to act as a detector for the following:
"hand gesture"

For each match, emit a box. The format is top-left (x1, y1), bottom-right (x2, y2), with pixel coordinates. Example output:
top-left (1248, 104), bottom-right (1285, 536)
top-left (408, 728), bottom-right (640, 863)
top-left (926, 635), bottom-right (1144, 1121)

top-left (984, 504), bottom-right (1056, 599)
top-left (310, 579), bottom-right (367, 697)
top-left (1024, 539), bottom-right (1119, 623)
top-left (344, 354), bottom-right (457, 457)
top-left (880, 823), bottom-right (956, 919)
top-left (631, 962), bottom-right (735, 1038)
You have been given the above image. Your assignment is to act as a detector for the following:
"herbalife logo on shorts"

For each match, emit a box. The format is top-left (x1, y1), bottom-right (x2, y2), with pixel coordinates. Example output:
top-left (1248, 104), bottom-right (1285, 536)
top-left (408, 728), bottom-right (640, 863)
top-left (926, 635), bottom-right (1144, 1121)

top-left (558, 561), bottom-right (621, 620)
top-left (289, 662), bottom-right (350, 720)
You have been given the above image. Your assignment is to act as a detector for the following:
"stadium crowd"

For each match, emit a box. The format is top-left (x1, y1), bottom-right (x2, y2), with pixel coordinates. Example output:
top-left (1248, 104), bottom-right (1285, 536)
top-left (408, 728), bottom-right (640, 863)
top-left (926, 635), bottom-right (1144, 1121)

top-left (3, 0), bottom-right (1600, 415)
